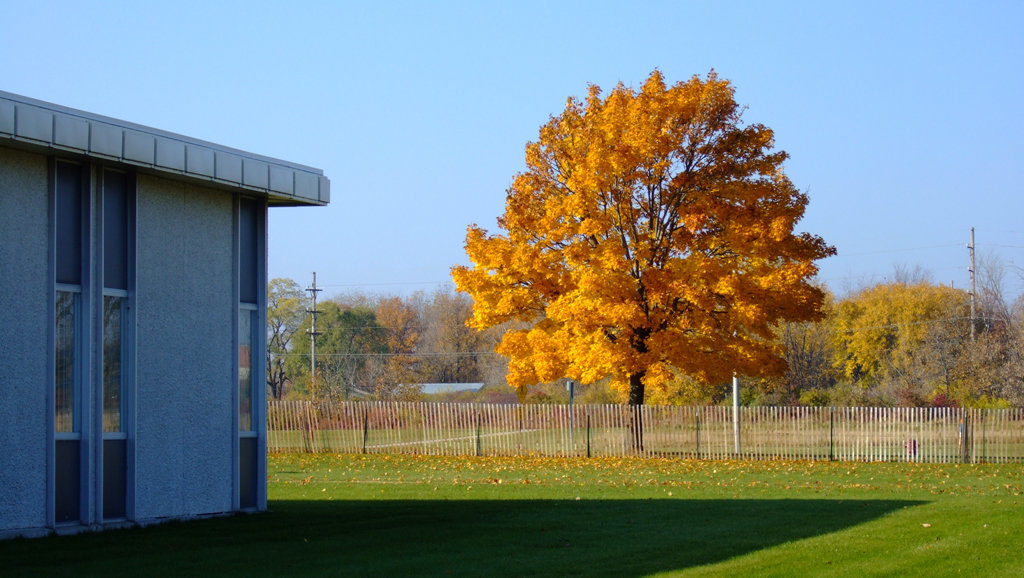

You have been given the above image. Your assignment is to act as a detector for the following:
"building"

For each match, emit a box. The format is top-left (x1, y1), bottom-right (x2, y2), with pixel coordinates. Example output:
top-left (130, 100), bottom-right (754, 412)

top-left (418, 383), bottom-right (485, 396)
top-left (0, 91), bottom-right (329, 537)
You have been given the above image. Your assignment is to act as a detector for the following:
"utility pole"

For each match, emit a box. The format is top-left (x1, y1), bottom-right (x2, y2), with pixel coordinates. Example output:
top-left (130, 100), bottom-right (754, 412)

top-left (306, 272), bottom-right (323, 379)
top-left (968, 228), bottom-right (976, 342)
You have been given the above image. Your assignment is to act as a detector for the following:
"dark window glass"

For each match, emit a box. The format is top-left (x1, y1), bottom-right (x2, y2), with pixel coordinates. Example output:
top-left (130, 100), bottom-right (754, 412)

top-left (103, 439), bottom-right (127, 520)
top-left (239, 198), bottom-right (258, 304)
top-left (239, 437), bottom-right (257, 509)
top-left (239, 310), bottom-right (253, 431)
top-left (103, 170), bottom-right (128, 290)
top-left (56, 290), bottom-right (76, 433)
top-left (103, 296), bottom-right (124, 432)
top-left (55, 440), bottom-right (81, 523)
top-left (56, 163), bottom-right (82, 285)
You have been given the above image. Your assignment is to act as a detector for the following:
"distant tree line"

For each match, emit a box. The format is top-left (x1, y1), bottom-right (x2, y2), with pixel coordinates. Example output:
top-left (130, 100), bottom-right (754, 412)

top-left (633, 258), bottom-right (1024, 408)
top-left (268, 257), bottom-right (1024, 408)
top-left (266, 279), bottom-right (511, 402)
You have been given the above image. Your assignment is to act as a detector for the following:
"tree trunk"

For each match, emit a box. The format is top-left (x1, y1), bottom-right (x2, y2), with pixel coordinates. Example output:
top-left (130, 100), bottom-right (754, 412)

top-left (627, 371), bottom-right (646, 406)
top-left (627, 372), bottom-right (645, 452)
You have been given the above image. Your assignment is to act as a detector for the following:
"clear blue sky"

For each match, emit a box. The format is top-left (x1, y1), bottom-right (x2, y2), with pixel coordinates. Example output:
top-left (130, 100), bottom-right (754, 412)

top-left (4, 1), bottom-right (1022, 299)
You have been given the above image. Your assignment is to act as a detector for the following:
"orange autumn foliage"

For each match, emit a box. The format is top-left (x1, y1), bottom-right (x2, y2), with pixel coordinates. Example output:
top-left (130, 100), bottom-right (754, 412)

top-left (452, 70), bottom-right (834, 404)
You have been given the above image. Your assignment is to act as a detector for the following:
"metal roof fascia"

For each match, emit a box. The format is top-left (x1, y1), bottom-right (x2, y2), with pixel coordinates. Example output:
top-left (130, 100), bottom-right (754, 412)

top-left (0, 90), bottom-right (329, 207)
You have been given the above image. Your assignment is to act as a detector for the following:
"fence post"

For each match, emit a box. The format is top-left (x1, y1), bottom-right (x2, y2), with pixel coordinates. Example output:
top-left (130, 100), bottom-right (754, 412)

top-left (829, 406), bottom-right (834, 462)
top-left (960, 409), bottom-right (971, 464)
top-left (517, 405), bottom-right (524, 456)
top-left (476, 409), bottom-right (482, 457)
top-left (362, 408), bottom-right (369, 454)
top-left (694, 410), bottom-right (701, 459)
top-left (732, 374), bottom-right (741, 456)
top-left (586, 410), bottom-right (591, 458)
top-left (974, 407), bottom-right (983, 463)
top-left (304, 401), bottom-right (315, 453)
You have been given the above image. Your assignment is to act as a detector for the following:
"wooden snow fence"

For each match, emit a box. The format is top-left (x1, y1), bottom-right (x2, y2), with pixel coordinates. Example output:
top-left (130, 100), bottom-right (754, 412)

top-left (267, 401), bottom-right (1024, 463)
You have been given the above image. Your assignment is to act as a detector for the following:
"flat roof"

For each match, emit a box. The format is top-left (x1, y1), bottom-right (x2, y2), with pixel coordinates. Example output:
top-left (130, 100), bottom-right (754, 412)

top-left (0, 91), bottom-right (329, 206)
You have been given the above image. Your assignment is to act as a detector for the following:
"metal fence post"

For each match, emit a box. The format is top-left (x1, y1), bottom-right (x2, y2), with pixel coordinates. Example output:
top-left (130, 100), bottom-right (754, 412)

top-left (362, 409), bottom-right (369, 454)
top-left (586, 410), bottom-right (591, 458)
top-left (695, 411), bottom-right (701, 459)
top-left (476, 409), bottom-right (482, 457)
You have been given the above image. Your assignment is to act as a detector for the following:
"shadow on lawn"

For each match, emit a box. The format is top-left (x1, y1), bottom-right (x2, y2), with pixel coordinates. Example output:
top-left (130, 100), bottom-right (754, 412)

top-left (261, 498), bottom-right (923, 576)
top-left (0, 498), bottom-right (924, 577)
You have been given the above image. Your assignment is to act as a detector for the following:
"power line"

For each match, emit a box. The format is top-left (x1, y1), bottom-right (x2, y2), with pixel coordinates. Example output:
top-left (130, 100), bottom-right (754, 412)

top-left (839, 316), bottom-right (973, 334)
top-left (315, 281), bottom-right (455, 289)
top-left (828, 243), bottom-right (961, 258)
top-left (276, 351), bottom-right (501, 359)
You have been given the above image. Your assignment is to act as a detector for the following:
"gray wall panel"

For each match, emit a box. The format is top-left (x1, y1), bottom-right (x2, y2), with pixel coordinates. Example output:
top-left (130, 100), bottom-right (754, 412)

top-left (0, 147), bottom-right (50, 532)
top-left (134, 175), bottom-right (234, 519)
top-left (179, 184), bottom-right (234, 515)
top-left (134, 175), bottom-right (186, 519)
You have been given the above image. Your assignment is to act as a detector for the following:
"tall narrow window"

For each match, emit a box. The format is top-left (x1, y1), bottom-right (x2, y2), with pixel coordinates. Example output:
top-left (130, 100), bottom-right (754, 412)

top-left (238, 198), bottom-right (258, 431)
top-left (102, 170), bottom-right (128, 431)
top-left (52, 162), bottom-right (134, 527)
top-left (238, 311), bottom-right (253, 432)
top-left (102, 296), bottom-right (123, 432)
top-left (55, 291), bottom-right (77, 433)
top-left (101, 169), bottom-right (130, 521)
top-left (54, 161), bottom-right (83, 524)
top-left (238, 197), bottom-right (260, 510)
top-left (239, 198), bottom-right (258, 306)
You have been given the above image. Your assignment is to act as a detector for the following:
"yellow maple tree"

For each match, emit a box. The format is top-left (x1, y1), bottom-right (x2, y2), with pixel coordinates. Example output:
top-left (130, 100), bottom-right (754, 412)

top-left (830, 281), bottom-right (971, 399)
top-left (452, 70), bottom-right (834, 405)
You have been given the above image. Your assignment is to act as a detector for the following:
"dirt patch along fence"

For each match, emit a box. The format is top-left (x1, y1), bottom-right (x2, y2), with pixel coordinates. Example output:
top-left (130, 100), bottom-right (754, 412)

top-left (267, 400), bottom-right (1024, 463)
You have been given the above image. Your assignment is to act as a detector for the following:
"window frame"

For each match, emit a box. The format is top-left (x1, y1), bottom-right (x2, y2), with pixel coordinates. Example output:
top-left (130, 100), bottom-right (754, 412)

top-left (48, 159), bottom-right (136, 528)
top-left (235, 196), bottom-right (266, 511)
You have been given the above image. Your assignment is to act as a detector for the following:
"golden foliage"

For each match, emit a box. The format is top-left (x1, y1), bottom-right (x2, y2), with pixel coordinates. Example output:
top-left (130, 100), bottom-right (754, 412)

top-left (453, 70), bottom-right (833, 402)
top-left (831, 282), bottom-right (971, 391)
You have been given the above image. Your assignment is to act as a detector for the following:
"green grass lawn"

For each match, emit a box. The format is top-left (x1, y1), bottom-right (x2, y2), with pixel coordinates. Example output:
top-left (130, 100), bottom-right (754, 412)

top-left (2, 454), bottom-right (1022, 576)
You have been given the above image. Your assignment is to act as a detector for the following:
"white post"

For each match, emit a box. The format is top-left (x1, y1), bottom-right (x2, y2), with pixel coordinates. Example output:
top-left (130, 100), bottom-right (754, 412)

top-left (733, 373), bottom-right (741, 455)
top-left (567, 380), bottom-right (575, 455)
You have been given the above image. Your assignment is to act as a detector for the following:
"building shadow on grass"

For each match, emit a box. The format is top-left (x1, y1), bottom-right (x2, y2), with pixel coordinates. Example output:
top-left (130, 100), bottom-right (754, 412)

top-left (0, 498), bottom-right (924, 577)
top-left (262, 498), bottom-right (924, 576)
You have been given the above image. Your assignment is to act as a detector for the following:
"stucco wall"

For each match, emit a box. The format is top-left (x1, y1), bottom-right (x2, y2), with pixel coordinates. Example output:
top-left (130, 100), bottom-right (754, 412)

top-left (135, 174), bottom-right (235, 520)
top-left (0, 147), bottom-right (50, 532)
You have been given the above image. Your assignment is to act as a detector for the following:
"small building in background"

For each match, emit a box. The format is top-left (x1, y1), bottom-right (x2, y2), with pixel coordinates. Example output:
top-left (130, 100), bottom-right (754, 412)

top-left (418, 383), bottom-right (486, 396)
top-left (0, 91), bottom-right (330, 538)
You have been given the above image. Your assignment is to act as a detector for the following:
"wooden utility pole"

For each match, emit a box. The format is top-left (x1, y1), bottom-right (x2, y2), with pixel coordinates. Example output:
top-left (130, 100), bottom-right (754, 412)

top-left (306, 272), bottom-right (323, 377)
top-left (968, 228), bottom-right (976, 342)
